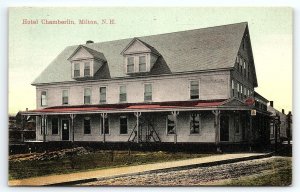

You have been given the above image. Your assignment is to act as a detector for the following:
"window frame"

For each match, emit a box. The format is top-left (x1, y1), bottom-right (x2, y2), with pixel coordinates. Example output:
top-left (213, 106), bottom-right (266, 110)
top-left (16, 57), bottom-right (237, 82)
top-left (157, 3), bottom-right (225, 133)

top-left (127, 57), bottom-right (134, 73)
top-left (99, 86), bottom-right (107, 103)
top-left (62, 89), bottom-right (69, 105)
top-left (74, 63), bottom-right (80, 77)
top-left (231, 80), bottom-right (235, 97)
top-left (190, 80), bottom-right (199, 100)
top-left (83, 117), bottom-right (91, 135)
top-left (138, 55), bottom-right (146, 72)
top-left (51, 118), bottom-right (59, 135)
top-left (144, 83), bottom-right (152, 101)
top-left (84, 87), bottom-right (92, 105)
top-left (190, 113), bottom-right (201, 135)
top-left (119, 85), bottom-right (127, 103)
top-left (41, 90), bottom-right (47, 107)
top-left (119, 116), bottom-right (128, 135)
top-left (84, 62), bottom-right (91, 77)
top-left (166, 115), bottom-right (175, 135)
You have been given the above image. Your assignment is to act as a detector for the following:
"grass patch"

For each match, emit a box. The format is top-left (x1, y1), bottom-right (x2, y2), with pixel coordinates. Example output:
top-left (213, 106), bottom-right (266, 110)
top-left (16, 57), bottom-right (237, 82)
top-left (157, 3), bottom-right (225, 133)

top-left (9, 150), bottom-right (211, 180)
top-left (226, 157), bottom-right (292, 186)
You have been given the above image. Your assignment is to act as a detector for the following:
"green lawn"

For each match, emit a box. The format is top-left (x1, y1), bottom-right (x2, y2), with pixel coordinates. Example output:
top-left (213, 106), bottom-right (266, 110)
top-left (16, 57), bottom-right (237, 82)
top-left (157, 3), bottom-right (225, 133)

top-left (9, 150), bottom-right (210, 180)
top-left (225, 157), bottom-right (292, 186)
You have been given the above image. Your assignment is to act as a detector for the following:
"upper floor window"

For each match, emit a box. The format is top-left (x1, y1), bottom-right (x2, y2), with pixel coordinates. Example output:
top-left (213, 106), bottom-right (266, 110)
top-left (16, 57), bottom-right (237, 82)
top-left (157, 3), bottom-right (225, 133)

top-left (99, 87), bottom-right (106, 103)
top-left (190, 113), bottom-right (200, 134)
top-left (84, 62), bottom-right (90, 77)
top-left (74, 63), bottom-right (80, 77)
top-left (84, 117), bottom-right (91, 134)
top-left (41, 91), bottom-right (47, 106)
top-left (240, 84), bottom-right (243, 99)
top-left (139, 56), bottom-right (146, 72)
top-left (84, 88), bottom-right (91, 104)
top-left (190, 80), bottom-right (199, 99)
top-left (51, 118), bottom-right (59, 135)
top-left (144, 84), bottom-right (152, 101)
top-left (237, 83), bottom-right (240, 98)
top-left (127, 57), bottom-right (134, 73)
top-left (62, 90), bottom-right (69, 105)
top-left (119, 85), bottom-right (127, 102)
top-left (120, 116), bottom-right (128, 134)
top-left (166, 115), bottom-right (175, 135)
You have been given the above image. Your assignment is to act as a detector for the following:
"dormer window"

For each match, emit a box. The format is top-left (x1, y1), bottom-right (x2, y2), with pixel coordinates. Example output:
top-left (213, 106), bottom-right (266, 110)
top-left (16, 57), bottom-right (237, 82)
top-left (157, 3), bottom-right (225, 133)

top-left (68, 45), bottom-right (107, 79)
top-left (139, 56), bottom-right (146, 72)
top-left (84, 62), bottom-right (90, 76)
top-left (121, 38), bottom-right (161, 75)
top-left (127, 57), bottom-right (134, 73)
top-left (74, 63), bottom-right (80, 77)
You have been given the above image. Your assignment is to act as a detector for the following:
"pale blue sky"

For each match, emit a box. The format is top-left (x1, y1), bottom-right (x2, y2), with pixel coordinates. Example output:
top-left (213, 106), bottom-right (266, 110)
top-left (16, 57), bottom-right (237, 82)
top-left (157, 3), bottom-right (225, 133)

top-left (9, 7), bottom-right (292, 114)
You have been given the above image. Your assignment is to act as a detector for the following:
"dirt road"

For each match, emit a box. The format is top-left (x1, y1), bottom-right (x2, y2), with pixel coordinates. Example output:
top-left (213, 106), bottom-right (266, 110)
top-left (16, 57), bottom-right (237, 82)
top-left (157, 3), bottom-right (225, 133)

top-left (80, 156), bottom-right (291, 186)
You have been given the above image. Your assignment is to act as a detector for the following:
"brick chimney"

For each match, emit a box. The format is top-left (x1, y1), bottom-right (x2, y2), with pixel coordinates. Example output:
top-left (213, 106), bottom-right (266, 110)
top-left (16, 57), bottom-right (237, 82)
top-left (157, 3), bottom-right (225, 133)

top-left (270, 101), bottom-right (274, 107)
top-left (86, 40), bottom-right (94, 44)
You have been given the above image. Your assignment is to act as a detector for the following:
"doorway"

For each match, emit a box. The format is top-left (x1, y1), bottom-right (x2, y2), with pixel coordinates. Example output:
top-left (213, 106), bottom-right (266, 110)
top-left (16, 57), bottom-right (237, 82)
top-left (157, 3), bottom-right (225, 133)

top-left (61, 119), bottom-right (70, 141)
top-left (220, 115), bottom-right (229, 141)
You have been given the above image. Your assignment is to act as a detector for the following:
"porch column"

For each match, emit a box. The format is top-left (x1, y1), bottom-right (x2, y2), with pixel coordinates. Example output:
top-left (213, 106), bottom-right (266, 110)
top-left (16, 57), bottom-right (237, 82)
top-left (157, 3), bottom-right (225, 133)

top-left (101, 113), bottom-right (108, 143)
top-left (41, 115), bottom-right (47, 142)
top-left (134, 112), bottom-right (141, 143)
top-left (249, 111), bottom-right (253, 151)
top-left (212, 110), bottom-right (220, 148)
top-left (70, 114), bottom-right (76, 142)
top-left (171, 111), bottom-right (179, 144)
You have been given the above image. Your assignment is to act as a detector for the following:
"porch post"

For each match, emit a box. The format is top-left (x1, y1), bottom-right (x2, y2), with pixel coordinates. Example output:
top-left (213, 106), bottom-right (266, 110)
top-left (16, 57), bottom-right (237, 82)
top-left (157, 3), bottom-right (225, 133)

top-left (101, 113), bottom-right (108, 143)
top-left (70, 114), bottom-right (76, 142)
top-left (134, 112), bottom-right (142, 143)
top-left (212, 110), bottom-right (220, 150)
top-left (42, 115), bottom-right (47, 142)
top-left (171, 111), bottom-right (179, 144)
top-left (249, 111), bottom-right (253, 151)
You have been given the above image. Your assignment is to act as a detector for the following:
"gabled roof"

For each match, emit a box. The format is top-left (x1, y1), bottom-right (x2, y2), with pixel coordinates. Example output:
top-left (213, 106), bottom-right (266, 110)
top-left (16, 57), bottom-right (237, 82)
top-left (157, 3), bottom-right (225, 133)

top-left (121, 38), bottom-right (161, 56)
top-left (67, 45), bottom-right (106, 62)
top-left (33, 22), bottom-right (249, 85)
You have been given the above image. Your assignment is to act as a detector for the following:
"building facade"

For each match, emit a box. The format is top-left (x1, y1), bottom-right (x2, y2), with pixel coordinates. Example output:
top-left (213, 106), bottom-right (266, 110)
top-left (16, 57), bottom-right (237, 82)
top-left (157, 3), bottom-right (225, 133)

top-left (22, 22), bottom-right (270, 148)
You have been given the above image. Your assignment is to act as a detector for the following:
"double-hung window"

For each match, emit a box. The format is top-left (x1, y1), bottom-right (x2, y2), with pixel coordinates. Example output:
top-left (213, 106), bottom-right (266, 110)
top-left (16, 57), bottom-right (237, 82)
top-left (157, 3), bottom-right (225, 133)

top-left (84, 62), bottom-right (90, 77)
top-left (62, 90), bottom-right (68, 105)
top-left (119, 85), bottom-right (127, 102)
top-left (84, 117), bottom-right (91, 134)
top-left (74, 63), bottom-right (80, 77)
top-left (99, 87), bottom-right (106, 103)
top-left (190, 80), bottom-right (199, 99)
top-left (41, 91), bottom-right (47, 106)
top-left (190, 113), bottom-right (200, 134)
top-left (139, 56), bottom-right (146, 72)
top-left (84, 88), bottom-right (91, 104)
top-left (144, 84), bottom-right (152, 101)
top-left (127, 57), bottom-right (134, 73)
top-left (166, 115), bottom-right (175, 134)
top-left (120, 116), bottom-right (128, 134)
top-left (51, 118), bottom-right (59, 135)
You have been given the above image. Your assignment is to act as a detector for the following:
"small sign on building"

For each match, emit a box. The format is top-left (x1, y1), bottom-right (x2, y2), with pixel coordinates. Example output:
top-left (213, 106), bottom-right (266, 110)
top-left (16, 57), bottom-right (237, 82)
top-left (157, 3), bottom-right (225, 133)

top-left (251, 109), bottom-right (256, 116)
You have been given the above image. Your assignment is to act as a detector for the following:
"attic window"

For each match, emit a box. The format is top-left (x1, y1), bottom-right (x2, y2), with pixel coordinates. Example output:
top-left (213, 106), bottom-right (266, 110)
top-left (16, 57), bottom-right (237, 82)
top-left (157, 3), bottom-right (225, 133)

top-left (84, 62), bottom-right (90, 76)
top-left (139, 56), bottom-right (146, 72)
top-left (74, 63), bottom-right (80, 77)
top-left (127, 57), bottom-right (134, 73)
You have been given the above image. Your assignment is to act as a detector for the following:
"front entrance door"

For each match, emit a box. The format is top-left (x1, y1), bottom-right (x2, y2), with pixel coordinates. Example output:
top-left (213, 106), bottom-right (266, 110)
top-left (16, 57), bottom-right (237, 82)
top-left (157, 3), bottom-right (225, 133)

top-left (62, 119), bottom-right (70, 141)
top-left (220, 116), bottom-right (229, 141)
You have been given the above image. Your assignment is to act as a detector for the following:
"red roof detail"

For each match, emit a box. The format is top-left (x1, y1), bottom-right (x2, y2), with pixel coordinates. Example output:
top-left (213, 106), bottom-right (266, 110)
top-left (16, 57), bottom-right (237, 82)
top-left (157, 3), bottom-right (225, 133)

top-left (26, 100), bottom-right (225, 114)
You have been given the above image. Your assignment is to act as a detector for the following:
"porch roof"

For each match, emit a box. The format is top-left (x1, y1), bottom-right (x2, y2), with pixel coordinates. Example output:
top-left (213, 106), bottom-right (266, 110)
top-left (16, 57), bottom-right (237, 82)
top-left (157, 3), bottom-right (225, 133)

top-left (21, 99), bottom-right (252, 115)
